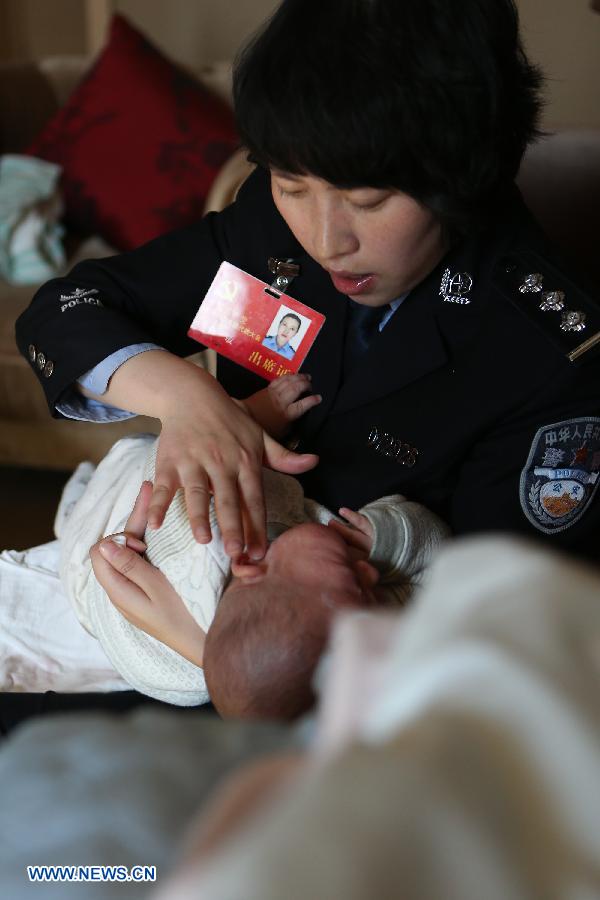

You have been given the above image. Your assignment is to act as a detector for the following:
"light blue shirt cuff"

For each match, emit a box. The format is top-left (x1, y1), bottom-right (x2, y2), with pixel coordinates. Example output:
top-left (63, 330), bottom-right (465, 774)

top-left (56, 343), bottom-right (165, 422)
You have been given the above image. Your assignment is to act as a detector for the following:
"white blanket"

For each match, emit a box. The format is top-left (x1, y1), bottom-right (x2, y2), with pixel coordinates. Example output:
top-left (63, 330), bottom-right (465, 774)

top-left (0, 541), bottom-right (128, 693)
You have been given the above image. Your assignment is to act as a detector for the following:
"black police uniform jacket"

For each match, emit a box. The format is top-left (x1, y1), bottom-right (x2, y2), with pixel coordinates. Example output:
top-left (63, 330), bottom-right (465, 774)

top-left (16, 168), bottom-right (600, 560)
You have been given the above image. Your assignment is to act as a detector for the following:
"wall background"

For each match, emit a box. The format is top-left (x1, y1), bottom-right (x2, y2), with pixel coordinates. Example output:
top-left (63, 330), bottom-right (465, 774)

top-left (0, 0), bottom-right (598, 127)
top-left (517, 0), bottom-right (600, 127)
top-left (0, 0), bottom-right (86, 59)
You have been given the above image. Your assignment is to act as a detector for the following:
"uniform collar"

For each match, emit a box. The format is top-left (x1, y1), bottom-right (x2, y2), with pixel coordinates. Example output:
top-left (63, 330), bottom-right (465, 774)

top-left (296, 207), bottom-right (525, 429)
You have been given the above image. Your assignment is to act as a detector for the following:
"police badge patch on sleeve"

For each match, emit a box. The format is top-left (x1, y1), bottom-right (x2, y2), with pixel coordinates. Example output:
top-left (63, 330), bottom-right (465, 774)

top-left (520, 417), bottom-right (600, 533)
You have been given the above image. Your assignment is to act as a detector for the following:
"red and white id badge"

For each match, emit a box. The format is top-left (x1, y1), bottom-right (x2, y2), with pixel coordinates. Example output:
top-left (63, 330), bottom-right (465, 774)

top-left (188, 262), bottom-right (325, 381)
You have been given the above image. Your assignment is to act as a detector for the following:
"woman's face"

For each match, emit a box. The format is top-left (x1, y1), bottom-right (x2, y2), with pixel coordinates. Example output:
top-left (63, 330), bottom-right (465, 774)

top-left (276, 315), bottom-right (300, 347)
top-left (271, 171), bottom-right (447, 307)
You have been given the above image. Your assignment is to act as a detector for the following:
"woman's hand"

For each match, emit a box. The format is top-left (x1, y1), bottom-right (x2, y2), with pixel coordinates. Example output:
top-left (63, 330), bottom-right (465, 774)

top-left (93, 351), bottom-right (318, 561)
top-left (242, 373), bottom-right (322, 439)
top-left (152, 380), bottom-right (318, 560)
top-left (89, 482), bottom-right (207, 667)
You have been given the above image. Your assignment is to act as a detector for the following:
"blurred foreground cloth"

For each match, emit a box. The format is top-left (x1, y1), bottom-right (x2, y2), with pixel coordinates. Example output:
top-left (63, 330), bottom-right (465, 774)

top-left (0, 712), bottom-right (294, 899)
top-left (0, 536), bottom-right (599, 900)
top-left (162, 536), bottom-right (600, 900)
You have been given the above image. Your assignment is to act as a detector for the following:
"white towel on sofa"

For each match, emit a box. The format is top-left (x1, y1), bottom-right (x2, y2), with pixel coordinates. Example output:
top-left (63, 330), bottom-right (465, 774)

top-left (0, 540), bottom-right (128, 693)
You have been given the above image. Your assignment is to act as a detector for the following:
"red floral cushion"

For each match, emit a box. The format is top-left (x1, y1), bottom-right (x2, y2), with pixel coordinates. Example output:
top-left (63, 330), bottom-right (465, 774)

top-left (27, 15), bottom-right (239, 250)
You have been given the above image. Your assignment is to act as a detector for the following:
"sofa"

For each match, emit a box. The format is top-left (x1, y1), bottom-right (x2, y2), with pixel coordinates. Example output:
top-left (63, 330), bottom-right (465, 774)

top-left (0, 53), bottom-right (597, 472)
top-left (0, 54), bottom-right (253, 471)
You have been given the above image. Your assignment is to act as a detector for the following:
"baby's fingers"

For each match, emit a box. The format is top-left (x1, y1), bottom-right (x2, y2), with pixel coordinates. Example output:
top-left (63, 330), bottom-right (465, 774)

top-left (286, 391), bottom-right (322, 421)
top-left (269, 373), bottom-right (312, 406)
top-left (327, 517), bottom-right (371, 553)
top-left (339, 507), bottom-right (374, 539)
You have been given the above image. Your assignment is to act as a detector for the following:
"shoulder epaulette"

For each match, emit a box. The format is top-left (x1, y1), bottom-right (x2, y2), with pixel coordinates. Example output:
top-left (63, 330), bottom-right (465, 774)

top-left (493, 249), bottom-right (600, 365)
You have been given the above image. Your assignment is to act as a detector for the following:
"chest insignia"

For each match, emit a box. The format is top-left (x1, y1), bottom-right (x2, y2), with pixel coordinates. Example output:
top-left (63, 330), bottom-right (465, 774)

top-left (367, 425), bottom-right (419, 467)
top-left (560, 310), bottom-right (587, 333)
top-left (536, 288), bottom-right (587, 334)
top-left (519, 273), bottom-right (544, 293)
top-left (539, 290), bottom-right (565, 312)
top-left (439, 268), bottom-right (473, 305)
top-left (520, 417), bottom-right (600, 534)
top-left (495, 253), bottom-right (600, 363)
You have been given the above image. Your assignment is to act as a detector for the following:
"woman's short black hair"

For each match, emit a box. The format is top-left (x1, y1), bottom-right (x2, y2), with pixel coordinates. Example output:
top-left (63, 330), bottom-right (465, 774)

top-left (233, 0), bottom-right (543, 233)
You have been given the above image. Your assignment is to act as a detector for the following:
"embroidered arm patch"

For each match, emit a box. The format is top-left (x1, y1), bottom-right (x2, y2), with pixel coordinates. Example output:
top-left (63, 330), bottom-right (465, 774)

top-left (520, 417), bottom-right (600, 533)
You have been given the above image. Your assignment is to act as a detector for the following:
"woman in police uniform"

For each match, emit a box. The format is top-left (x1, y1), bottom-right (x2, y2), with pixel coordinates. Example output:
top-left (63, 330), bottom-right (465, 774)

top-left (17, 0), bottom-right (600, 571)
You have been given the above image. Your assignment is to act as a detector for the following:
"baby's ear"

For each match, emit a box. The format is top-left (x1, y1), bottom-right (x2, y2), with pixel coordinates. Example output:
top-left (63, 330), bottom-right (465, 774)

top-left (230, 557), bottom-right (268, 582)
top-left (354, 559), bottom-right (380, 591)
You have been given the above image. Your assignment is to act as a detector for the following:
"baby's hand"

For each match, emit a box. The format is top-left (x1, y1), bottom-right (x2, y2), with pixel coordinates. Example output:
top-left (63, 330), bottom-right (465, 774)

top-left (243, 373), bottom-right (322, 439)
top-left (327, 507), bottom-right (374, 556)
top-left (268, 373), bottom-right (322, 424)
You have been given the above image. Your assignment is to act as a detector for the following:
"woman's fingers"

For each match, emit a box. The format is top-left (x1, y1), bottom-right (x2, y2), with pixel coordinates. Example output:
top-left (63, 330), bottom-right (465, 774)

top-left (182, 476), bottom-right (212, 544)
top-left (147, 407), bottom-right (317, 560)
top-left (90, 535), bottom-right (206, 666)
top-left (90, 539), bottom-right (153, 620)
top-left (147, 479), bottom-right (177, 531)
top-left (262, 432), bottom-right (319, 474)
top-left (124, 480), bottom-right (153, 538)
top-left (151, 439), bottom-right (317, 559)
top-left (210, 470), bottom-right (248, 560)
top-left (238, 467), bottom-right (267, 561)
top-left (94, 537), bottom-right (166, 600)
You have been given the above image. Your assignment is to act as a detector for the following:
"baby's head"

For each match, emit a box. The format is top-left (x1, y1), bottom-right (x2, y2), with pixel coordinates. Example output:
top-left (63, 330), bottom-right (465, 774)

top-left (203, 522), bottom-right (379, 721)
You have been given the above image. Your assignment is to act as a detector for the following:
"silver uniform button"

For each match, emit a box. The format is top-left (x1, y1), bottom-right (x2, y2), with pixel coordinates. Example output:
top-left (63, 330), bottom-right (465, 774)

top-left (539, 290), bottom-right (565, 312)
top-left (519, 273), bottom-right (544, 293)
top-left (28, 344), bottom-right (37, 362)
top-left (43, 359), bottom-right (54, 378)
top-left (37, 352), bottom-right (46, 370)
top-left (560, 310), bottom-right (587, 333)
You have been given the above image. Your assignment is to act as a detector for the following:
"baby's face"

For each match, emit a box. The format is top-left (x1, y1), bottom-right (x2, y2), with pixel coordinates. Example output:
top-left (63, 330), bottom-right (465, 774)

top-left (225, 523), bottom-right (378, 618)
top-left (272, 523), bottom-right (377, 606)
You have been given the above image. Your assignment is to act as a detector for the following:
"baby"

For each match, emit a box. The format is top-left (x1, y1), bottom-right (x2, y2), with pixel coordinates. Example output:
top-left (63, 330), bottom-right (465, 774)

top-left (0, 376), bottom-right (448, 718)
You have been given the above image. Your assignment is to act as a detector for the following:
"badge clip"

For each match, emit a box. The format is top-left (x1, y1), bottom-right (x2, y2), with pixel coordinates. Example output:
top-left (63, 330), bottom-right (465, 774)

top-left (267, 257), bottom-right (300, 298)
